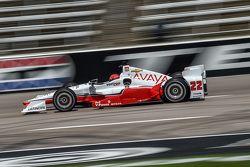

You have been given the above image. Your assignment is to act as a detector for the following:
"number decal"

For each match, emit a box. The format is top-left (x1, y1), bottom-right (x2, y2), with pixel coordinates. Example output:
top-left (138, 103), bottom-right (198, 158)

top-left (196, 81), bottom-right (202, 90)
top-left (190, 81), bottom-right (196, 91)
top-left (190, 81), bottom-right (202, 91)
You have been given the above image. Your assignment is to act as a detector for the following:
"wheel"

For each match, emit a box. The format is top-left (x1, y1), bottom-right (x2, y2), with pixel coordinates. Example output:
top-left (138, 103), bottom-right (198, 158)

top-left (161, 78), bottom-right (189, 103)
top-left (53, 88), bottom-right (76, 112)
top-left (170, 72), bottom-right (182, 78)
top-left (63, 82), bottom-right (77, 88)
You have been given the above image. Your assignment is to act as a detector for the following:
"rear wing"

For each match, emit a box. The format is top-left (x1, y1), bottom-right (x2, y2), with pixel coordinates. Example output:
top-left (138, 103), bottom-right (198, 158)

top-left (182, 65), bottom-right (208, 96)
top-left (183, 65), bottom-right (206, 79)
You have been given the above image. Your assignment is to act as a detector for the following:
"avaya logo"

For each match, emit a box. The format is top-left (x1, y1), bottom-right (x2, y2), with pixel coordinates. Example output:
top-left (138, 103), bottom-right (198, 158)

top-left (133, 73), bottom-right (167, 84)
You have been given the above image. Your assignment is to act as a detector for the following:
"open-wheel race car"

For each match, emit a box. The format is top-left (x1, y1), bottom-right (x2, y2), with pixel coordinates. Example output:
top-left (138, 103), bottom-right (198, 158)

top-left (22, 65), bottom-right (208, 114)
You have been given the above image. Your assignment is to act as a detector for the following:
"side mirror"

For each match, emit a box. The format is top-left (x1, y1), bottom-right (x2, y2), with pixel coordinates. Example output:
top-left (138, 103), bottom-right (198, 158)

top-left (123, 78), bottom-right (132, 87)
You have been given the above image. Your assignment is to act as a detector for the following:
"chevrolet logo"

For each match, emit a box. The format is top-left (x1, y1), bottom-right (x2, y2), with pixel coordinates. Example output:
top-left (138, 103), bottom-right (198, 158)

top-left (131, 69), bottom-right (142, 73)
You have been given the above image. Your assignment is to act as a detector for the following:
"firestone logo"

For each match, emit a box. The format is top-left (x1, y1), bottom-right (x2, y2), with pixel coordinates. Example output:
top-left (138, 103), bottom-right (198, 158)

top-left (28, 106), bottom-right (46, 111)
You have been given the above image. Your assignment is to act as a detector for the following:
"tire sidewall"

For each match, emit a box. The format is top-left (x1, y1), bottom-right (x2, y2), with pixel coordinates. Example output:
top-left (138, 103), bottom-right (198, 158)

top-left (53, 88), bottom-right (76, 112)
top-left (170, 72), bottom-right (183, 78)
top-left (63, 82), bottom-right (77, 88)
top-left (162, 78), bottom-right (188, 103)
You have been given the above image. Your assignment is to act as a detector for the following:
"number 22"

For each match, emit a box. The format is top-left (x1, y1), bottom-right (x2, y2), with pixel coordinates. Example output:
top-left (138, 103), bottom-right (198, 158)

top-left (190, 81), bottom-right (202, 91)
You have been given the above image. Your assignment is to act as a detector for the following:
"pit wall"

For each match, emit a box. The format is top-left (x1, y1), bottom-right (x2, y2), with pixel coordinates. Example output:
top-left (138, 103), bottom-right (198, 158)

top-left (1, 37), bottom-right (250, 92)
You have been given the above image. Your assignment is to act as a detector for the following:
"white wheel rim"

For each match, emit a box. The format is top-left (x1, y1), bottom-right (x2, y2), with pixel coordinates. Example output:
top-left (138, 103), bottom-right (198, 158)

top-left (56, 92), bottom-right (73, 109)
top-left (166, 82), bottom-right (185, 100)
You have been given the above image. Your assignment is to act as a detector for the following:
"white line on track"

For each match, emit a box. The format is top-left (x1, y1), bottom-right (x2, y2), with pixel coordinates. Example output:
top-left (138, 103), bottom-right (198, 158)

top-left (206, 95), bottom-right (232, 98)
top-left (28, 115), bottom-right (211, 132)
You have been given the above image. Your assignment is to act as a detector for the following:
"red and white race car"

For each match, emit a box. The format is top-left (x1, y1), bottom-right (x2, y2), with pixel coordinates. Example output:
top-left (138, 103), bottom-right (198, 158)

top-left (22, 65), bottom-right (207, 114)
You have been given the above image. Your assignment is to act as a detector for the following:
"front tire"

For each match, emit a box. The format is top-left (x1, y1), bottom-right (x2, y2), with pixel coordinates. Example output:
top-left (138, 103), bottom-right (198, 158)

top-left (161, 78), bottom-right (188, 103)
top-left (63, 82), bottom-right (77, 88)
top-left (53, 88), bottom-right (76, 112)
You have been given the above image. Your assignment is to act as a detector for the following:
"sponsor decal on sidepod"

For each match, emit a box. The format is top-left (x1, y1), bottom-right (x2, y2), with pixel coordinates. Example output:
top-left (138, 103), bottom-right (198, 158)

top-left (133, 73), bottom-right (167, 84)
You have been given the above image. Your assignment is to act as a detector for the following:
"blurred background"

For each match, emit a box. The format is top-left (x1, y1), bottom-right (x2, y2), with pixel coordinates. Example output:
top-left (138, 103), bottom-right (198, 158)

top-left (0, 0), bottom-right (250, 91)
top-left (0, 0), bottom-right (249, 55)
top-left (1, 2), bottom-right (250, 166)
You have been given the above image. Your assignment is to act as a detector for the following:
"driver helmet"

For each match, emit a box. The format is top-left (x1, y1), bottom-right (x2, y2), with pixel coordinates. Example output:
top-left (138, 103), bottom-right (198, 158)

top-left (109, 74), bottom-right (120, 81)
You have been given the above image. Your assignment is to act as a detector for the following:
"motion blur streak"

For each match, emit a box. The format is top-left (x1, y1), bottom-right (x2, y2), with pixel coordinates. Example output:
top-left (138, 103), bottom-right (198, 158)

top-left (28, 116), bottom-right (211, 132)
top-left (0, 147), bottom-right (169, 167)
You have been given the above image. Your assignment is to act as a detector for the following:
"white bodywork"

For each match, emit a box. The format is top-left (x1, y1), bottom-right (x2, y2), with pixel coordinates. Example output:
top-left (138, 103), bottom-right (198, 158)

top-left (182, 65), bottom-right (207, 99)
top-left (21, 65), bottom-right (207, 114)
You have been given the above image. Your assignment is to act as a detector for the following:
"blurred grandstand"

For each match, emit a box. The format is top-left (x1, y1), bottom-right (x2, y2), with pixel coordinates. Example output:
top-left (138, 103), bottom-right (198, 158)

top-left (0, 0), bottom-right (249, 57)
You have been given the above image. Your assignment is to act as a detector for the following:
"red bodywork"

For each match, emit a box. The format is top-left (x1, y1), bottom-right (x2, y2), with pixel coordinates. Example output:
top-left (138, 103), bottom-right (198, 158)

top-left (23, 83), bottom-right (163, 108)
top-left (91, 83), bottom-right (162, 108)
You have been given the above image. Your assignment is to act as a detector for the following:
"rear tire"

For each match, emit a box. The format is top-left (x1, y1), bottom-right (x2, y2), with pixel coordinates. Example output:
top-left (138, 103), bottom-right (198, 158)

top-left (161, 78), bottom-right (188, 103)
top-left (53, 88), bottom-right (76, 112)
top-left (170, 72), bottom-right (182, 78)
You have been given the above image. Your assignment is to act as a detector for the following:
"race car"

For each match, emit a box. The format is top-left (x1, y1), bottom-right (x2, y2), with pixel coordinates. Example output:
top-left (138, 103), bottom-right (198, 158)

top-left (21, 65), bottom-right (208, 114)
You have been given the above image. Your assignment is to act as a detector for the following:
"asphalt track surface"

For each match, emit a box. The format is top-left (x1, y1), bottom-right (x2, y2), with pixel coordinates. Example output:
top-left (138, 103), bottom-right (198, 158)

top-left (0, 74), bottom-right (250, 153)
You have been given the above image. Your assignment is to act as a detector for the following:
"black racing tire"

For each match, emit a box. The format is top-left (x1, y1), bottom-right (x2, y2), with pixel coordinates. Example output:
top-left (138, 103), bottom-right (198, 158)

top-left (161, 78), bottom-right (189, 103)
top-left (63, 82), bottom-right (77, 88)
top-left (53, 88), bottom-right (76, 112)
top-left (170, 72), bottom-right (182, 78)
